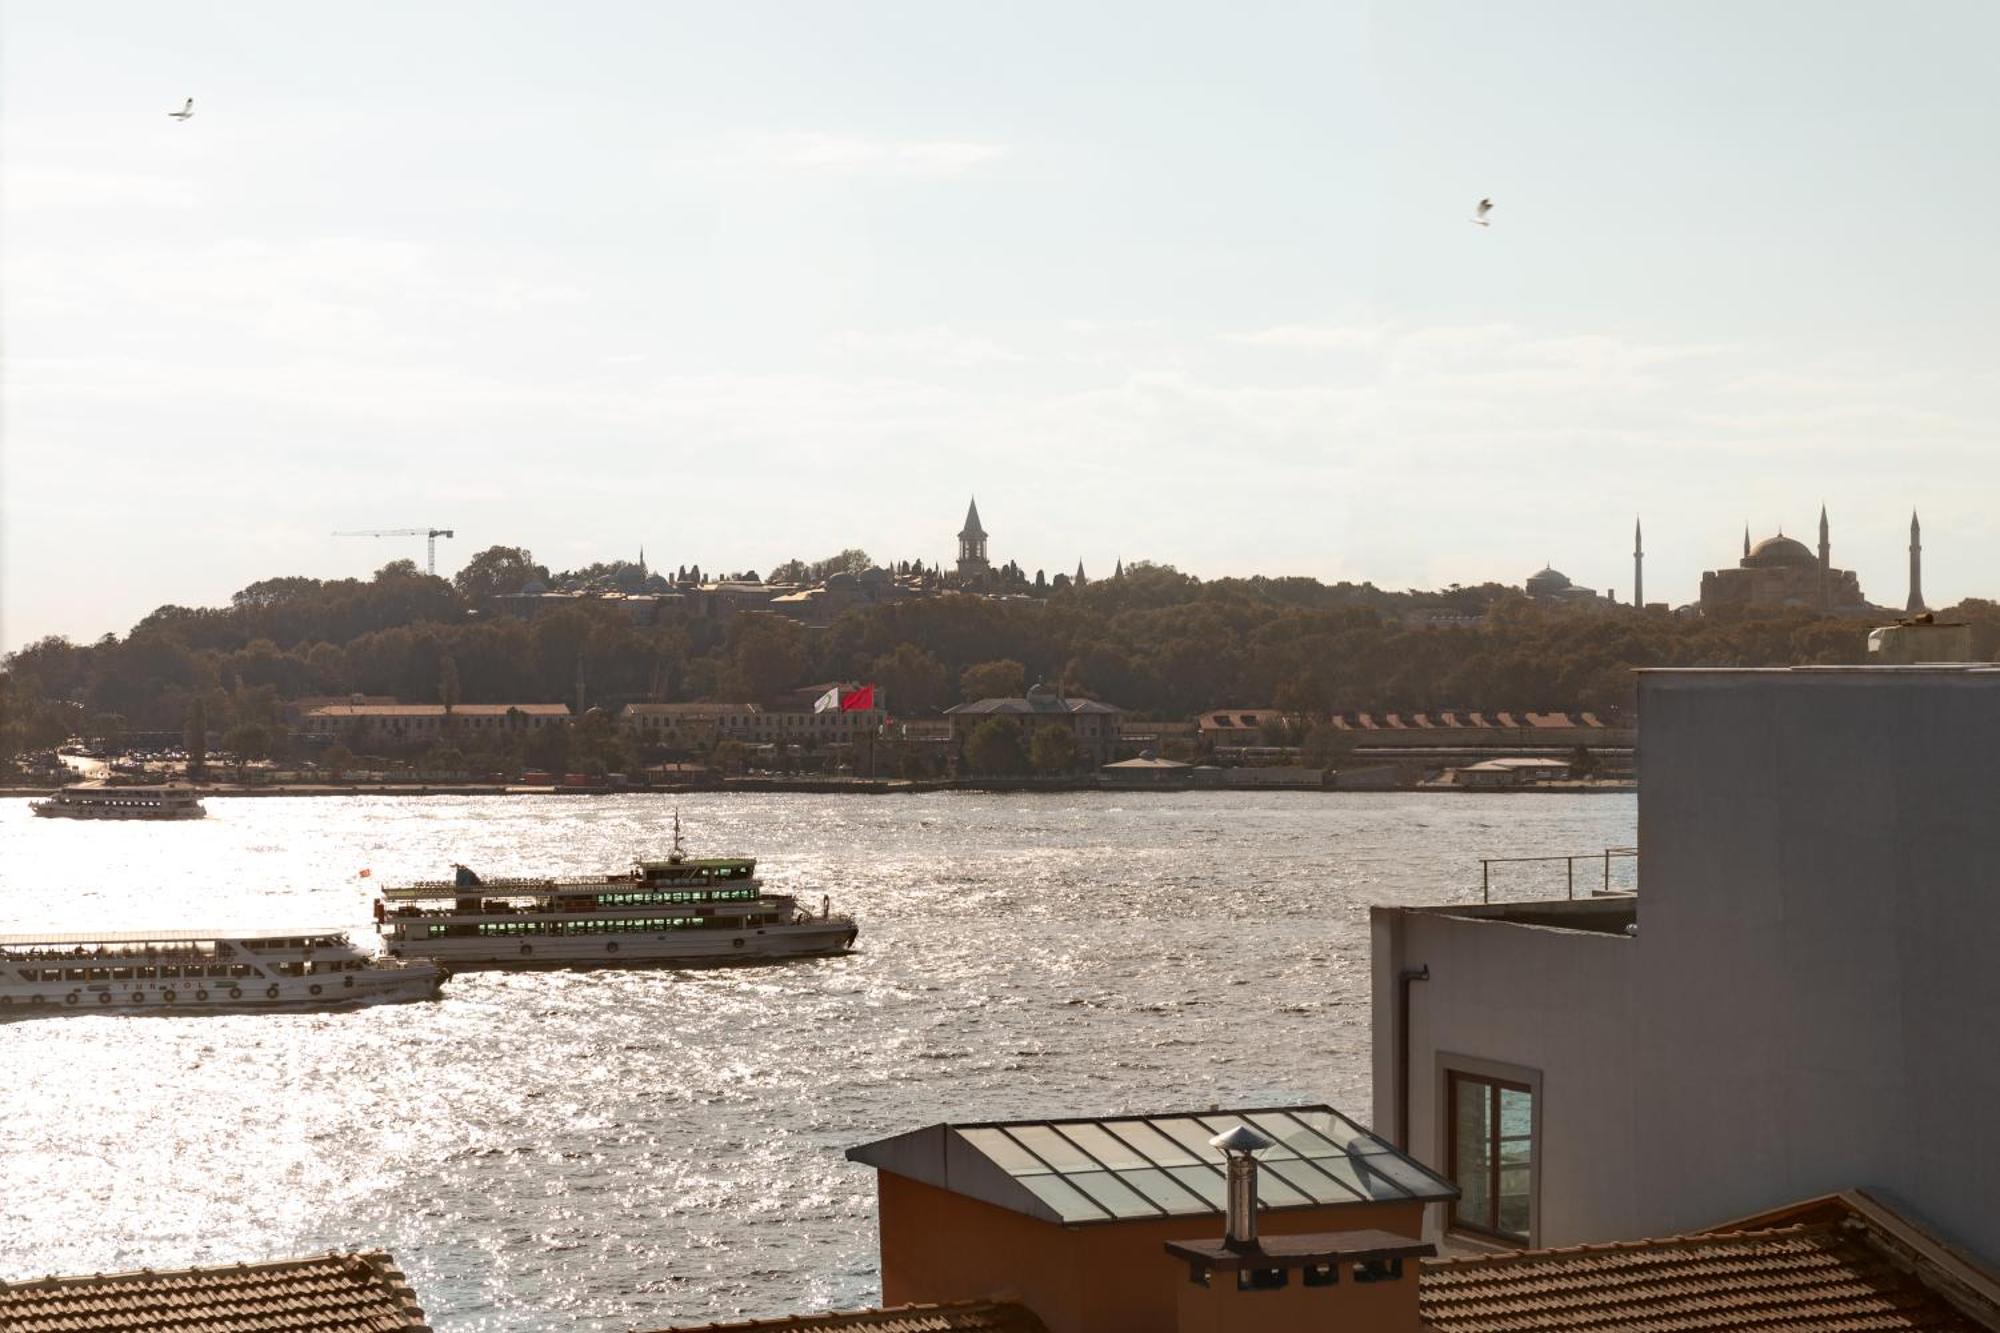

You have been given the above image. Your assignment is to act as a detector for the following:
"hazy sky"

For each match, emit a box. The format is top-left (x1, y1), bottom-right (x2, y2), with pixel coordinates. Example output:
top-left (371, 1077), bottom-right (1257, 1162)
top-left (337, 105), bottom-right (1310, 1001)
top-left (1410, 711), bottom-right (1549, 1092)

top-left (6, 1), bottom-right (1997, 649)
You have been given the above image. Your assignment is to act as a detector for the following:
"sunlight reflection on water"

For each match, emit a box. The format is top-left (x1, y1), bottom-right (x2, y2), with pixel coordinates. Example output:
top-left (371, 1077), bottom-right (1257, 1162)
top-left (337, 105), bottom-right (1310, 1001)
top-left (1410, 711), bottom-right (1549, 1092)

top-left (0, 791), bottom-right (1632, 1330)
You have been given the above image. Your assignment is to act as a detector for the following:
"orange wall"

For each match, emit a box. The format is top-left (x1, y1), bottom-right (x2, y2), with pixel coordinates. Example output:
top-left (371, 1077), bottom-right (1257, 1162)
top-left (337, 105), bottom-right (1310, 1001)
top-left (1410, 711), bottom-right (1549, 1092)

top-left (876, 1172), bottom-right (1425, 1333)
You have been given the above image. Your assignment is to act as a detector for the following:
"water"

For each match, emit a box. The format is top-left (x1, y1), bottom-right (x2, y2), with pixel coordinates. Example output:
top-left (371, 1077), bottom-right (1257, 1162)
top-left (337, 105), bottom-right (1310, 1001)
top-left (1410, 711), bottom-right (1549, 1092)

top-left (0, 791), bottom-right (1633, 1329)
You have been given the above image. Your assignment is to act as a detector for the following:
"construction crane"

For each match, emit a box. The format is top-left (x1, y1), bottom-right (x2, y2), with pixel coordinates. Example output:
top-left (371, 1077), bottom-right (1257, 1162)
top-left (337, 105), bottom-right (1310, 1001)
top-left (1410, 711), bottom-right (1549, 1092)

top-left (332, 527), bottom-right (455, 576)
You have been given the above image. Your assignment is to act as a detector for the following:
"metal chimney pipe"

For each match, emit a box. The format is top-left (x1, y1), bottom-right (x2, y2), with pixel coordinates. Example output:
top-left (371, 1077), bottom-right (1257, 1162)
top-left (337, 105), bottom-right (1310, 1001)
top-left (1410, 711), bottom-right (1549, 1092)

top-left (1209, 1124), bottom-right (1275, 1251)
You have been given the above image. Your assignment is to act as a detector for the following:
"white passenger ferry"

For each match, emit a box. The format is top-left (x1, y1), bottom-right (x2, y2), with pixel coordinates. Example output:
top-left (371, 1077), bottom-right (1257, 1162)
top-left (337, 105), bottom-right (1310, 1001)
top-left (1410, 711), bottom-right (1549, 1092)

top-left (376, 817), bottom-right (858, 969)
top-left (0, 930), bottom-right (444, 1017)
top-left (30, 785), bottom-right (206, 820)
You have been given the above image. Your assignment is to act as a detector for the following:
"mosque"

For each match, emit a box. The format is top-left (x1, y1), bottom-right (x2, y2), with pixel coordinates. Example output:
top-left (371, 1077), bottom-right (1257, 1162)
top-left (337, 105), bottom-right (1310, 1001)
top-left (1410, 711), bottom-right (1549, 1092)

top-left (1522, 510), bottom-right (1929, 617)
top-left (1698, 507), bottom-right (1925, 616)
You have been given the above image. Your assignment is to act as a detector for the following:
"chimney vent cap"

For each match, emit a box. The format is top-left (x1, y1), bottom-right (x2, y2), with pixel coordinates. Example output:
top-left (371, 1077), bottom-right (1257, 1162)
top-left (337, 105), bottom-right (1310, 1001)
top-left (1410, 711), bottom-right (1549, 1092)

top-left (1209, 1124), bottom-right (1275, 1154)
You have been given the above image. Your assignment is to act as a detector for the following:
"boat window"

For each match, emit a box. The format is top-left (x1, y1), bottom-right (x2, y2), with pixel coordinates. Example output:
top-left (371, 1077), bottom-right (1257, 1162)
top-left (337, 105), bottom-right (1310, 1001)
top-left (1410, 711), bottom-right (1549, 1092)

top-left (111, 967), bottom-right (132, 980)
top-left (230, 964), bottom-right (251, 977)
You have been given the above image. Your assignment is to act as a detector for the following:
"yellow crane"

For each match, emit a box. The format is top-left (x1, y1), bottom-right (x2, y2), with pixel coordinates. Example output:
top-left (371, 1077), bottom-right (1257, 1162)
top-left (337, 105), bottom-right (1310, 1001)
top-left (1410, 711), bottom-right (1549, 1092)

top-left (333, 527), bottom-right (455, 576)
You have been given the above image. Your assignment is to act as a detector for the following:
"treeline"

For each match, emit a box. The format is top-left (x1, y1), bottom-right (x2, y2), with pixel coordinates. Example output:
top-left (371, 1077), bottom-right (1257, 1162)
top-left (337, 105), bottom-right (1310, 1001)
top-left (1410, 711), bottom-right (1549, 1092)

top-left (8, 546), bottom-right (1995, 762)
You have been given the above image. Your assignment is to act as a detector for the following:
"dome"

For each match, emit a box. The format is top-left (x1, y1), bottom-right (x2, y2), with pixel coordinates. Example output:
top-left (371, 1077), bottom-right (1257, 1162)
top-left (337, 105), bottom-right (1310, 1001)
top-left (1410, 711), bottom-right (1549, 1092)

top-left (1744, 534), bottom-right (1816, 569)
top-left (519, 578), bottom-right (548, 595)
top-left (1525, 566), bottom-right (1572, 594)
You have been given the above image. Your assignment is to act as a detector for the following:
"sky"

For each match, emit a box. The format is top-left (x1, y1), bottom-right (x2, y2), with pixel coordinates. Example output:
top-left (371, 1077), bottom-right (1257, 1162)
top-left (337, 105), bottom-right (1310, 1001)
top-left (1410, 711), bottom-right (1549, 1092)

top-left (5, 0), bottom-right (1998, 649)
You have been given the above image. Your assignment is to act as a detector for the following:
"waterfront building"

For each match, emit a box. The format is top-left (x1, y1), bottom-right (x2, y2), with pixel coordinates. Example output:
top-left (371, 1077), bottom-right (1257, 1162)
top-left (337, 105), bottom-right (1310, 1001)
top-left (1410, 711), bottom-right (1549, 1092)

top-left (1697, 508), bottom-right (1873, 613)
top-left (618, 701), bottom-right (885, 751)
top-left (0, 1251), bottom-right (430, 1331)
top-left (300, 702), bottom-right (570, 743)
top-left (958, 498), bottom-right (991, 582)
top-left (1371, 663), bottom-right (2000, 1263)
top-left (944, 684), bottom-right (1123, 765)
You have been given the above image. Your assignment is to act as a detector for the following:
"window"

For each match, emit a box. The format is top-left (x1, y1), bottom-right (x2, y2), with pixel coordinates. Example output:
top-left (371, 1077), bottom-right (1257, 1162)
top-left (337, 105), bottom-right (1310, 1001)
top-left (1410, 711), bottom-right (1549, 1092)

top-left (1237, 1267), bottom-right (1287, 1291)
top-left (1353, 1257), bottom-right (1404, 1283)
top-left (1447, 1071), bottom-right (1533, 1241)
top-left (1303, 1263), bottom-right (1339, 1287)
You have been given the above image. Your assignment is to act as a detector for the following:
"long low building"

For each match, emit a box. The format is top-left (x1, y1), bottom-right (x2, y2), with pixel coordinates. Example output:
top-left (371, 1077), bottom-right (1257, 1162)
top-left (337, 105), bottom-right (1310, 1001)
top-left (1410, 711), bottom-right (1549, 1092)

top-left (300, 703), bottom-right (571, 742)
top-left (619, 702), bottom-right (884, 749)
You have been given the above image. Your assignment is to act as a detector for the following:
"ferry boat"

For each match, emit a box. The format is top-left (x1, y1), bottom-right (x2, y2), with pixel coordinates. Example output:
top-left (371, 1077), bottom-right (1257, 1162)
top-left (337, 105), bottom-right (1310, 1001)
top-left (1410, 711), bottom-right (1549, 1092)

top-left (0, 929), bottom-right (444, 1018)
top-left (376, 817), bottom-right (858, 969)
top-left (30, 785), bottom-right (206, 820)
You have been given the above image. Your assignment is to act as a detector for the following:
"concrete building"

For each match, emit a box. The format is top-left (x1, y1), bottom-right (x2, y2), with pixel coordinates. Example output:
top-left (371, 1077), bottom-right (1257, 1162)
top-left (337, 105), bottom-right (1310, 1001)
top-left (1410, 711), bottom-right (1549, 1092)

top-left (300, 702), bottom-right (570, 743)
top-left (945, 685), bottom-right (1122, 765)
top-left (1372, 665), bottom-right (2000, 1264)
top-left (618, 702), bottom-right (884, 751)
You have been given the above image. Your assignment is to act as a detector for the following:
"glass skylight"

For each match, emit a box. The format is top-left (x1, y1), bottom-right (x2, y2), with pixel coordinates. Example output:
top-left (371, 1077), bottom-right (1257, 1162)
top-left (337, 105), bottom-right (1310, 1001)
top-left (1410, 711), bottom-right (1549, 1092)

top-left (942, 1105), bottom-right (1456, 1224)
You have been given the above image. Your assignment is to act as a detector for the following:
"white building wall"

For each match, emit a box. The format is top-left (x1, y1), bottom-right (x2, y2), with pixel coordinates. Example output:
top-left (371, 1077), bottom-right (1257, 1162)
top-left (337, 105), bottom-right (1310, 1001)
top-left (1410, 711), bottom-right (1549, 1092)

top-left (1630, 668), bottom-right (2000, 1257)
top-left (1372, 904), bottom-right (1640, 1248)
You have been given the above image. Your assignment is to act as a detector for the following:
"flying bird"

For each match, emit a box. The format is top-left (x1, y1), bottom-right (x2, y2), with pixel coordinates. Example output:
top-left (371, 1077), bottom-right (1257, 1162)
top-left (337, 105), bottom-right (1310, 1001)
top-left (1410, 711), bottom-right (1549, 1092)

top-left (169, 97), bottom-right (194, 121)
top-left (1472, 197), bottom-right (1492, 226)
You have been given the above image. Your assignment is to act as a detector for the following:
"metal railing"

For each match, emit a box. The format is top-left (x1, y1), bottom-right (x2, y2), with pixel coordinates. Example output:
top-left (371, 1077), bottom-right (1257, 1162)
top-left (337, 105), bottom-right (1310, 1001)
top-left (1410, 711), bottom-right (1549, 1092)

top-left (1478, 846), bottom-right (1637, 903)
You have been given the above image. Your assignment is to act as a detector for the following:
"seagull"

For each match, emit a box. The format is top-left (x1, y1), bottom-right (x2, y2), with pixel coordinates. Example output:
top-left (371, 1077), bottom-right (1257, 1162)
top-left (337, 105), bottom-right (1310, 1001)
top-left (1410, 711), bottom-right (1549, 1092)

top-left (169, 97), bottom-right (194, 121)
top-left (1472, 197), bottom-right (1492, 226)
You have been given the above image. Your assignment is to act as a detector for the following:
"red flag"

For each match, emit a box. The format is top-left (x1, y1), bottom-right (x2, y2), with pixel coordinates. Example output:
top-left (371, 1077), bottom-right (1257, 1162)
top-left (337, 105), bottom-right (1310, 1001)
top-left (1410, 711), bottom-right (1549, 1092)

top-left (840, 684), bottom-right (877, 712)
top-left (358, 868), bottom-right (372, 878)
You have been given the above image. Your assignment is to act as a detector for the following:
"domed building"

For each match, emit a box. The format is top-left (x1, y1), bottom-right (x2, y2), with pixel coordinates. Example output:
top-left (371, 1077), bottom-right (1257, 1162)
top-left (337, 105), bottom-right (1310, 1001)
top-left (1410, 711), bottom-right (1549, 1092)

top-left (1699, 508), bottom-right (1868, 613)
top-left (1524, 565), bottom-right (1610, 607)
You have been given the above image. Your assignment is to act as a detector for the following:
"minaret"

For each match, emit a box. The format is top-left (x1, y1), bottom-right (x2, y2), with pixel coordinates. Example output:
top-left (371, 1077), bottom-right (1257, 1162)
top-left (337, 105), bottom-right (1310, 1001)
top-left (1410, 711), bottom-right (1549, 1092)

top-left (1633, 517), bottom-right (1644, 608)
top-left (1817, 505), bottom-right (1831, 609)
top-left (1075, 560), bottom-right (1087, 587)
top-left (1743, 525), bottom-right (1751, 560)
top-left (1908, 510), bottom-right (1926, 614)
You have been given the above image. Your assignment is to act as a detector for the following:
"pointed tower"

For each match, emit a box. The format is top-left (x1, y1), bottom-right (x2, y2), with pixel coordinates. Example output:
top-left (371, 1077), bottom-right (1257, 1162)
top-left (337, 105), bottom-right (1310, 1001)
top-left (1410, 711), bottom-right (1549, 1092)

top-left (1633, 517), bottom-right (1644, 608)
top-left (956, 497), bottom-right (990, 581)
top-left (1908, 510), bottom-right (1926, 614)
top-left (1743, 525), bottom-right (1751, 560)
top-left (1075, 560), bottom-right (1088, 588)
top-left (1115, 557), bottom-right (1125, 579)
top-left (1817, 505), bottom-right (1831, 609)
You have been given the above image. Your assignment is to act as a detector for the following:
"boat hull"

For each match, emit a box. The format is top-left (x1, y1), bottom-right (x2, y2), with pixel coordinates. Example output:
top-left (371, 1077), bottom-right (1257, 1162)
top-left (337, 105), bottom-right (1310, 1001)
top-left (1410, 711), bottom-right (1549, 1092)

top-left (30, 805), bottom-right (205, 820)
top-left (0, 966), bottom-right (443, 1019)
top-left (387, 920), bottom-right (858, 971)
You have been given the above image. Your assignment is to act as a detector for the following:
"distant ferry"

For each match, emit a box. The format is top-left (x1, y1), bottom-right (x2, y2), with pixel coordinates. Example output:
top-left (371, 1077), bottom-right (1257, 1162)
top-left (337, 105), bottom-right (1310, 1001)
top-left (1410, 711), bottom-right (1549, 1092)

top-left (30, 786), bottom-right (206, 820)
top-left (0, 929), bottom-right (444, 1017)
top-left (376, 816), bottom-right (857, 969)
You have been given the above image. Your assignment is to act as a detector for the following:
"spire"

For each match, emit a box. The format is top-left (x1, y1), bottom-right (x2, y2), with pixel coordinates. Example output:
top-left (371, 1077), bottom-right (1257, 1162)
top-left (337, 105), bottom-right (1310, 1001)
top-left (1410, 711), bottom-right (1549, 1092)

top-left (1075, 560), bottom-right (1087, 587)
top-left (960, 496), bottom-right (985, 540)
top-left (1743, 525), bottom-right (1751, 559)
top-left (1908, 509), bottom-right (1926, 614)
top-left (1114, 557), bottom-right (1124, 579)
top-left (1817, 505), bottom-right (1831, 610)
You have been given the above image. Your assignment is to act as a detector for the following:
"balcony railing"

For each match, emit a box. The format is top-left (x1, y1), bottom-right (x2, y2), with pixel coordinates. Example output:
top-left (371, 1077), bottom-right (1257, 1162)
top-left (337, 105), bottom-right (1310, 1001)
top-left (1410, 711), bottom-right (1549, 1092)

top-left (1478, 846), bottom-right (1636, 903)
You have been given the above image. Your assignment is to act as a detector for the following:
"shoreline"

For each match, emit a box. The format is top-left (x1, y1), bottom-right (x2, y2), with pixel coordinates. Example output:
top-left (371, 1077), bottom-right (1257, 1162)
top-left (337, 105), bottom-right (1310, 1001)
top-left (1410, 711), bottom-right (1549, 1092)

top-left (2, 778), bottom-right (1637, 799)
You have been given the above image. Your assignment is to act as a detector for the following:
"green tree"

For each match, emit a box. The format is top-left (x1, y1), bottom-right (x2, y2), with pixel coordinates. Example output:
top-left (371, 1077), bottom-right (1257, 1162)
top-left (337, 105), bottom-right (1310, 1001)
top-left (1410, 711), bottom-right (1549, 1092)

top-left (960, 658), bottom-right (1026, 702)
top-left (86, 713), bottom-right (128, 748)
top-left (222, 722), bottom-right (270, 762)
top-left (453, 545), bottom-right (549, 600)
top-left (963, 717), bottom-right (1026, 775)
top-left (1029, 725), bottom-right (1083, 775)
top-left (324, 742), bottom-right (355, 777)
top-left (723, 618), bottom-right (808, 701)
top-left (184, 697), bottom-right (208, 777)
top-left (871, 644), bottom-right (951, 714)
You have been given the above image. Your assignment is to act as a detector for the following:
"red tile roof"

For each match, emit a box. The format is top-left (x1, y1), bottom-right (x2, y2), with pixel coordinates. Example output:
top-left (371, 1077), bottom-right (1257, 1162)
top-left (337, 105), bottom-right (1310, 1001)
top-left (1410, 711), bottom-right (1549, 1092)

top-left (0, 1251), bottom-right (429, 1332)
top-left (1421, 1193), bottom-right (2000, 1332)
top-left (638, 1299), bottom-right (1046, 1333)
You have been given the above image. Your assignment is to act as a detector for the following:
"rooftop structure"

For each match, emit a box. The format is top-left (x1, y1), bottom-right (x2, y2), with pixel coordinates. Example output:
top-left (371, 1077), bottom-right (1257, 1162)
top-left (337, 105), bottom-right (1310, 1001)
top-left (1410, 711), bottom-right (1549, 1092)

top-left (847, 1104), bottom-right (1451, 1333)
top-left (0, 1250), bottom-right (429, 1332)
top-left (957, 498), bottom-right (990, 581)
top-left (1421, 1191), bottom-right (2000, 1332)
top-left (639, 1299), bottom-right (1046, 1332)
top-left (1373, 665), bottom-right (2000, 1262)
